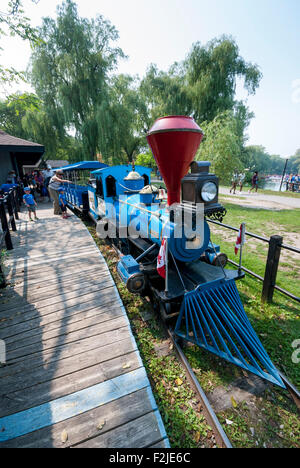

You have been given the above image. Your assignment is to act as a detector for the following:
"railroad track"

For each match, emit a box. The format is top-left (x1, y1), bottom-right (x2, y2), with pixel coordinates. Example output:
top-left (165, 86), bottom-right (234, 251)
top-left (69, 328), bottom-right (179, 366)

top-left (166, 327), bottom-right (300, 449)
top-left (166, 327), bottom-right (233, 449)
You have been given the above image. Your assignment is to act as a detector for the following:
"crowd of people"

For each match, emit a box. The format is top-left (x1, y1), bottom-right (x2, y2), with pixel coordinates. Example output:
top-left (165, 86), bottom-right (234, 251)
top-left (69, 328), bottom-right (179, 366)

top-left (1, 165), bottom-right (72, 221)
top-left (285, 174), bottom-right (300, 191)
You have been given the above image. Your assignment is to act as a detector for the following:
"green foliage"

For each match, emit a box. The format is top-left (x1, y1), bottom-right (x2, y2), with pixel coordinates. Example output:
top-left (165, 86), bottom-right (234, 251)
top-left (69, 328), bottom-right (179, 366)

top-left (196, 111), bottom-right (242, 182)
top-left (0, 92), bottom-right (40, 138)
top-left (0, 1), bottom-right (41, 83)
top-left (184, 36), bottom-right (262, 122)
top-left (135, 151), bottom-right (157, 169)
top-left (99, 74), bottom-right (147, 163)
top-left (139, 63), bottom-right (191, 125)
top-left (29, 0), bottom-right (124, 160)
top-left (242, 145), bottom-right (286, 175)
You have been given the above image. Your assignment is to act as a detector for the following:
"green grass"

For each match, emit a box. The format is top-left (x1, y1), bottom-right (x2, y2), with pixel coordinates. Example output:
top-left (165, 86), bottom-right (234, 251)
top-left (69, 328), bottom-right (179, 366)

top-left (212, 201), bottom-right (300, 299)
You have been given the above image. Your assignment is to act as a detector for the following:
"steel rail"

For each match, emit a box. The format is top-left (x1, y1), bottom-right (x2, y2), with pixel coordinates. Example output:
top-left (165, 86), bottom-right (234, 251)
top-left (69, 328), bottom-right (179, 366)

top-left (278, 372), bottom-right (300, 411)
top-left (166, 328), bottom-right (233, 449)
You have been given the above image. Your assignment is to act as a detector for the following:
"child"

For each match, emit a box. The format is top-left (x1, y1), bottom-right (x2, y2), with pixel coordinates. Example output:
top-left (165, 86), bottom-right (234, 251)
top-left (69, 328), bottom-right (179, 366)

top-left (58, 187), bottom-right (70, 219)
top-left (23, 187), bottom-right (38, 221)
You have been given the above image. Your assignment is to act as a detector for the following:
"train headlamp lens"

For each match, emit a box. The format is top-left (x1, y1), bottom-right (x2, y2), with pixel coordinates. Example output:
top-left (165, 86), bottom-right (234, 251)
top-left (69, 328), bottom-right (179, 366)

top-left (201, 182), bottom-right (217, 202)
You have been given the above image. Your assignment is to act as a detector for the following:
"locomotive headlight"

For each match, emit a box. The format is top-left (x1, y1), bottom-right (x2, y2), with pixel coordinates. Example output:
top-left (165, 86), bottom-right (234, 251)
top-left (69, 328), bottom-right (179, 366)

top-left (201, 182), bottom-right (217, 202)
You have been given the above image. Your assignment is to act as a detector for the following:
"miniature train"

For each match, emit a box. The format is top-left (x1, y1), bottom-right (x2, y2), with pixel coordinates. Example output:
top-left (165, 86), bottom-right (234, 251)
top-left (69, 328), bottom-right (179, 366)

top-left (59, 116), bottom-right (285, 389)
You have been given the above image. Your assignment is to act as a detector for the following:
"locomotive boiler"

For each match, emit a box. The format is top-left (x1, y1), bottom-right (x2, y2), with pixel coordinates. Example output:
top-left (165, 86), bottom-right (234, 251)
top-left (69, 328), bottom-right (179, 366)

top-left (87, 115), bottom-right (285, 389)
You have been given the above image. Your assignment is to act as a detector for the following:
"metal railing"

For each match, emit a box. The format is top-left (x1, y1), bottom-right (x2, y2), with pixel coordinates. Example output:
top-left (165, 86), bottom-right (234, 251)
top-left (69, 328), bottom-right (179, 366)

top-left (0, 187), bottom-right (20, 288)
top-left (208, 219), bottom-right (300, 304)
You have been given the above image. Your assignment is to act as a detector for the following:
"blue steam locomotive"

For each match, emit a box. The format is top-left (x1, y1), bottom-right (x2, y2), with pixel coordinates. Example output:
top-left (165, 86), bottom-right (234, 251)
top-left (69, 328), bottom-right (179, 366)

top-left (59, 116), bottom-right (285, 389)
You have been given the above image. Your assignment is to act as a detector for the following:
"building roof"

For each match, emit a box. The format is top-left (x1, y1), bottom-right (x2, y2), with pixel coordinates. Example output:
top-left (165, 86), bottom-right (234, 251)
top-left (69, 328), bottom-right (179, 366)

top-left (46, 160), bottom-right (69, 169)
top-left (0, 130), bottom-right (44, 153)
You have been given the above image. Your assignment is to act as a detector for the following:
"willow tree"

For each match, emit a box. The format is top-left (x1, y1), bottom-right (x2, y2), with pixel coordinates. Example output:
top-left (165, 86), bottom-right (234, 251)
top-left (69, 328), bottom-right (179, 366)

top-left (139, 63), bottom-right (192, 126)
top-left (29, 0), bottom-right (124, 160)
top-left (140, 36), bottom-right (262, 131)
top-left (97, 74), bottom-right (148, 163)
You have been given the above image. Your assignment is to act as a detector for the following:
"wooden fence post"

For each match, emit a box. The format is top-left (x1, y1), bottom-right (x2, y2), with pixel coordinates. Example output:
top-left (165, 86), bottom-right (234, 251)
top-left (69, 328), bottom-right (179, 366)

top-left (262, 235), bottom-right (283, 303)
top-left (0, 201), bottom-right (13, 251)
top-left (6, 193), bottom-right (16, 232)
top-left (12, 189), bottom-right (19, 220)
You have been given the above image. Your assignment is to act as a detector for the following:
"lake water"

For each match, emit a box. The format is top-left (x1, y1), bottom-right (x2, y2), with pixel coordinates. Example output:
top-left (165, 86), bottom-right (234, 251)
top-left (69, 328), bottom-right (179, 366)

top-left (261, 179), bottom-right (282, 191)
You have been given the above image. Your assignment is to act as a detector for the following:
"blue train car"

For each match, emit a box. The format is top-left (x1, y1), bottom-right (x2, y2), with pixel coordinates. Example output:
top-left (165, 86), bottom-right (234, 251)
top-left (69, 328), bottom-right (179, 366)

top-left (88, 164), bottom-right (152, 222)
top-left (58, 161), bottom-right (108, 215)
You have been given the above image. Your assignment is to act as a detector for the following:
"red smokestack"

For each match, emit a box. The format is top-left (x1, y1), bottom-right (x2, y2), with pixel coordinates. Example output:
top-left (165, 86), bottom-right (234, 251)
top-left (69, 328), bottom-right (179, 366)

top-left (147, 116), bottom-right (203, 206)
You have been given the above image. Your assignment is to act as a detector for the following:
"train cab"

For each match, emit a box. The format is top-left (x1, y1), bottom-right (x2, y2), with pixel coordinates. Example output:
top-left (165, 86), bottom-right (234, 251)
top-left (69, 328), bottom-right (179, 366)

top-left (58, 161), bottom-right (108, 215)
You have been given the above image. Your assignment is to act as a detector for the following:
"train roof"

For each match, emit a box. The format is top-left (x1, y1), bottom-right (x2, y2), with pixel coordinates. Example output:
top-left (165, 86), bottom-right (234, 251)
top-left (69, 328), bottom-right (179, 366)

top-left (57, 161), bottom-right (108, 171)
top-left (91, 164), bottom-right (152, 177)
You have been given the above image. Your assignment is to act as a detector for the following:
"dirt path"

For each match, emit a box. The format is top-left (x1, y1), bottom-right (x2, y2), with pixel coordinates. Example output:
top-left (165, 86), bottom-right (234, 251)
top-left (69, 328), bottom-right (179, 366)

top-left (219, 188), bottom-right (300, 210)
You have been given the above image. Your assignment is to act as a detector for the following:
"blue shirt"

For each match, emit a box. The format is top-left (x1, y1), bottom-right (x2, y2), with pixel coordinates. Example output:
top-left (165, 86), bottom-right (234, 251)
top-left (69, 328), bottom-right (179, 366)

top-left (23, 194), bottom-right (35, 206)
top-left (59, 193), bottom-right (66, 206)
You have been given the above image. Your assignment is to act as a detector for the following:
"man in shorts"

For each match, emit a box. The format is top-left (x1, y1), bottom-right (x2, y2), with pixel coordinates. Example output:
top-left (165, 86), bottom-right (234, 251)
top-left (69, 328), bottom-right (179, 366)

top-left (23, 187), bottom-right (38, 221)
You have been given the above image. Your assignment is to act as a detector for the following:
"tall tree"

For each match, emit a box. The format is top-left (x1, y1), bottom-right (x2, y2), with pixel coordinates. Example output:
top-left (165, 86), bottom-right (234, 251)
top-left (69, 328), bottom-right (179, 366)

top-left (184, 36), bottom-right (262, 122)
top-left (140, 36), bottom-right (262, 132)
top-left (139, 63), bottom-right (191, 126)
top-left (29, 0), bottom-right (124, 160)
top-left (100, 74), bottom-right (148, 163)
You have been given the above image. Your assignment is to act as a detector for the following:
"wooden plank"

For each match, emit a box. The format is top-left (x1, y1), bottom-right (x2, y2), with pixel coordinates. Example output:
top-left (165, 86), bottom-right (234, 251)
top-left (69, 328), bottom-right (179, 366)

top-left (0, 338), bottom-right (138, 396)
top-left (0, 206), bottom-right (168, 448)
top-left (0, 367), bottom-right (148, 433)
top-left (0, 300), bottom-right (122, 340)
top-left (6, 243), bottom-right (97, 260)
top-left (5, 249), bottom-right (99, 270)
top-left (8, 264), bottom-right (103, 288)
top-left (0, 289), bottom-right (120, 330)
top-left (0, 388), bottom-right (156, 448)
top-left (0, 328), bottom-right (131, 378)
top-left (0, 282), bottom-right (116, 315)
top-left (74, 411), bottom-right (165, 448)
top-left (5, 253), bottom-right (106, 277)
top-left (1, 269), bottom-right (111, 301)
top-left (0, 271), bottom-right (113, 307)
top-left (4, 305), bottom-right (126, 349)
top-left (6, 315), bottom-right (129, 362)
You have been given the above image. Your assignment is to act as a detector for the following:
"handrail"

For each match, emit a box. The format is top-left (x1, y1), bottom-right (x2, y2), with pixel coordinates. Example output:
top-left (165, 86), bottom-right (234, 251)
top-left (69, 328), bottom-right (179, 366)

top-left (0, 187), bottom-right (20, 288)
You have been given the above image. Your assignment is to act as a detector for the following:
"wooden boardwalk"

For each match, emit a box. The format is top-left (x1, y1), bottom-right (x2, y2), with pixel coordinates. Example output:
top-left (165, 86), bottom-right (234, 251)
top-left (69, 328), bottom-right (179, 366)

top-left (0, 204), bottom-right (169, 448)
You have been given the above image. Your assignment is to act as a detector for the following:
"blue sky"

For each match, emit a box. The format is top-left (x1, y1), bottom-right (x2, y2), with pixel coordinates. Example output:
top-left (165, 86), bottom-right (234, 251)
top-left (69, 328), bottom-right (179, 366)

top-left (1, 0), bottom-right (299, 157)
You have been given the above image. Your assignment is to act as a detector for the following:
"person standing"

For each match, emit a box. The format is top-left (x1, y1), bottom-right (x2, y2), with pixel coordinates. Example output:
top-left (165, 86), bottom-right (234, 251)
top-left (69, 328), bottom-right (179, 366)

top-left (238, 172), bottom-right (246, 192)
top-left (229, 171), bottom-right (239, 194)
top-left (23, 187), bottom-right (38, 221)
top-left (42, 165), bottom-right (54, 202)
top-left (249, 171), bottom-right (259, 193)
top-left (48, 170), bottom-right (71, 215)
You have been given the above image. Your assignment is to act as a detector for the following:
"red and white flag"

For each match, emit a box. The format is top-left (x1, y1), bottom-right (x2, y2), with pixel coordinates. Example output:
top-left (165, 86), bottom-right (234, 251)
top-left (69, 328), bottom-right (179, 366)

top-left (235, 224), bottom-right (246, 255)
top-left (157, 238), bottom-right (167, 278)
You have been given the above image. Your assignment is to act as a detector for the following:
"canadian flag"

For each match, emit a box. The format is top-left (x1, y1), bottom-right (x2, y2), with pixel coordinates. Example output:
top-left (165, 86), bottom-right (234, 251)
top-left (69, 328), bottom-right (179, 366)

top-left (235, 224), bottom-right (246, 255)
top-left (157, 238), bottom-right (167, 278)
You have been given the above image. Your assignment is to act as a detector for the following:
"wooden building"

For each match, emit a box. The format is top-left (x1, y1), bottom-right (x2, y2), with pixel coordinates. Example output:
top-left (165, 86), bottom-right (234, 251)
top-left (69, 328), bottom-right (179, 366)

top-left (0, 131), bottom-right (44, 184)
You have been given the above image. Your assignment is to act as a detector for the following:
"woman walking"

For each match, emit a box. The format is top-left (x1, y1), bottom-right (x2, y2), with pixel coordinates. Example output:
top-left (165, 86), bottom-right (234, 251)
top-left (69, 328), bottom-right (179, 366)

top-left (48, 170), bottom-right (71, 215)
